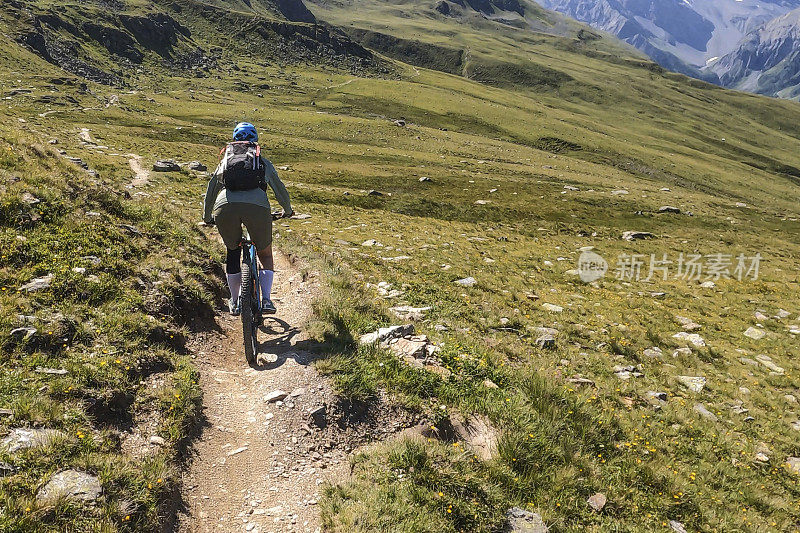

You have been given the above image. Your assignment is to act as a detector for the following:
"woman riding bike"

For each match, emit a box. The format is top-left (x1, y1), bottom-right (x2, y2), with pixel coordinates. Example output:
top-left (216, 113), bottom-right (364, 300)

top-left (202, 122), bottom-right (293, 315)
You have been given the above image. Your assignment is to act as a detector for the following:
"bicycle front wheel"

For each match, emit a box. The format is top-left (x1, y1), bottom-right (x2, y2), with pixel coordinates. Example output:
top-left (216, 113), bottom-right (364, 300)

top-left (240, 259), bottom-right (258, 365)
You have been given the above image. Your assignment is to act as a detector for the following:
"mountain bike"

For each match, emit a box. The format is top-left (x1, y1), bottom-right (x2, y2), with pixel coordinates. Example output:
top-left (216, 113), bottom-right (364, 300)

top-left (239, 211), bottom-right (285, 365)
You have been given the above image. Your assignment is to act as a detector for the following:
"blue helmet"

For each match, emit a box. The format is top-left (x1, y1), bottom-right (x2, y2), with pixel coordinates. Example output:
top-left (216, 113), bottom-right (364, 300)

top-left (232, 122), bottom-right (258, 142)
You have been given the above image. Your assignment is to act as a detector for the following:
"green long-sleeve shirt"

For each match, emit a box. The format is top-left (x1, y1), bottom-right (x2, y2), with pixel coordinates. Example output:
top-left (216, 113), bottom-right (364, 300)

top-left (203, 156), bottom-right (292, 224)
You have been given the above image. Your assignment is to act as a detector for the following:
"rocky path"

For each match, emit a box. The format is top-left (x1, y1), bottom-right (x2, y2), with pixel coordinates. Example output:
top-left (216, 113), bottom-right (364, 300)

top-left (127, 154), bottom-right (150, 188)
top-left (176, 251), bottom-right (349, 533)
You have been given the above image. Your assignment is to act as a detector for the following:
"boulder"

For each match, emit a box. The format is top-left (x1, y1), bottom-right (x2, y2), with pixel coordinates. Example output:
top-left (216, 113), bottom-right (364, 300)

top-left (359, 324), bottom-right (415, 345)
top-left (785, 457), bottom-right (800, 475)
top-left (36, 470), bottom-right (102, 505)
top-left (19, 274), bottom-right (53, 292)
top-left (621, 231), bottom-right (654, 241)
top-left (389, 306), bottom-right (432, 321)
top-left (152, 159), bottom-right (181, 172)
top-left (587, 492), bottom-right (607, 511)
top-left (1, 428), bottom-right (64, 453)
top-left (693, 403), bottom-right (718, 421)
top-left (535, 334), bottom-right (556, 349)
top-left (744, 327), bottom-right (765, 340)
top-left (677, 376), bottom-right (706, 393)
top-left (658, 206), bottom-right (681, 214)
top-left (187, 161), bottom-right (207, 171)
top-left (504, 507), bottom-right (548, 533)
top-left (454, 277), bottom-right (477, 287)
top-left (675, 316), bottom-right (701, 331)
top-left (10, 327), bottom-right (37, 341)
top-left (672, 332), bottom-right (705, 347)
top-left (389, 336), bottom-right (429, 359)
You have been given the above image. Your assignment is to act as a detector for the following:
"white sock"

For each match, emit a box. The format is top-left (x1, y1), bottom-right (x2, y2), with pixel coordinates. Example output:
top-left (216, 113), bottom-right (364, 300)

top-left (226, 273), bottom-right (242, 302)
top-left (259, 270), bottom-right (274, 301)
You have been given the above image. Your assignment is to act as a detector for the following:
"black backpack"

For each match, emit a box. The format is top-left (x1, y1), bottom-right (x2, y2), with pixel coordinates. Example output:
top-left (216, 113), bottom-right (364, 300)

top-left (219, 141), bottom-right (265, 191)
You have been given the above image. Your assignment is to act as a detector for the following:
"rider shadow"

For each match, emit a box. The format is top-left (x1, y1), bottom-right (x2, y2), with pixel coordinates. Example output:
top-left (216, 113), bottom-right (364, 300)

top-left (251, 316), bottom-right (324, 370)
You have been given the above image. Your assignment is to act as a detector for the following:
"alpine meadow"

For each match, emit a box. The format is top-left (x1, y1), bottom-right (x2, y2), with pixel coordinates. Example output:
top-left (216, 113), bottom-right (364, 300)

top-left (1, 0), bottom-right (800, 532)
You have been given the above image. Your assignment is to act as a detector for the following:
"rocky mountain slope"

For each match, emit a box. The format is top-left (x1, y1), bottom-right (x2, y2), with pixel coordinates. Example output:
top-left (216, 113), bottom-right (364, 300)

top-left (534, 0), bottom-right (800, 97)
top-left (710, 8), bottom-right (800, 99)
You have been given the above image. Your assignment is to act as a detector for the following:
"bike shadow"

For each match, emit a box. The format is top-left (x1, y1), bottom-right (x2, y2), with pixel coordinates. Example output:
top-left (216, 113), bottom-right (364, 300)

top-left (250, 316), bottom-right (324, 370)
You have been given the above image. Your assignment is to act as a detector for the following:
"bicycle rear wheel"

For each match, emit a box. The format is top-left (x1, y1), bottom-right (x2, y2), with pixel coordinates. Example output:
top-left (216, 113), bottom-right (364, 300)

top-left (240, 258), bottom-right (258, 365)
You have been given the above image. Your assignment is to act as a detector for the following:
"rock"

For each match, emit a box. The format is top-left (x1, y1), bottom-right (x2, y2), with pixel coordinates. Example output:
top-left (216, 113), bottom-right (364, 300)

top-left (699, 281), bottom-right (716, 288)
top-left (613, 365), bottom-right (642, 380)
top-left (36, 470), bottom-right (102, 505)
top-left (755, 452), bottom-right (770, 463)
top-left (693, 403), bottom-right (718, 421)
top-left (669, 521), bottom-right (688, 533)
top-left (10, 327), bottom-right (36, 341)
top-left (675, 316), bottom-right (701, 331)
top-left (292, 213), bottom-right (312, 220)
top-left (784, 457), bottom-right (800, 475)
top-left (264, 390), bottom-right (289, 403)
top-left (621, 231), bottom-right (654, 241)
top-left (672, 332), bottom-right (705, 347)
top-left (483, 379), bottom-right (499, 389)
top-left (389, 306), bottom-right (432, 321)
top-left (418, 176), bottom-right (432, 182)
top-left (474, 200), bottom-right (489, 205)
top-left (754, 311), bottom-right (770, 321)
top-left (152, 159), bottom-right (181, 172)
top-left (542, 303), bottom-right (563, 313)
top-left (361, 239), bottom-right (382, 247)
top-left (535, 334), bottom-right (556, 349)
top-left (21, 192), bottom-right (40, 205)
top-left (566, 375), bottom-right (595, 387)
top-left (367, 190), bottom-right (383, 196)
top-left (34, 367), bottom-right (67, 375)
top-left (309, 406), bottom-right (326, 428)
top-left (187, 161), bottom-right (207, 171)
top-left (658, 206), bottom-right (681, 214)
top-left (454, 277), bottom-right (477, 287)
top-left (563, 185), bottom-right (579, 191)
top-left (647, 391), bottom-right (668, 402)
top-left (149, 435), bottom-right (166, 446)
top-left (393, 119), bottom-right (406, 127)
top-left (744, 327), bottom-right (765, 340)
top-left (587, 492), bottom-right (607, 512)
top-left (677, 376), bottom-right (706, 393)
top-left (643, 347), bottom-right (662, 358)
top-left (775, 309), bottom-right (791, 319)
top-left (740, 357), bottom-right (759, 366)
top-left (359, 324), bottom-right (414, 345)
top-left (755, 354), bottom-right (784, 374)
top-left (785, 394), bottom-right (797, 404)
top-left (0, 462), bottom-right (16, 476)
top-left (389, 336), bottom-right (428, 359)
top-left (19, 274), bottom-right (53, 292)
top-left (504, 507), bottom-right (548, 533)
top-left (791, 421), bottom-right (800, 431)
top-left (611, 189), bottom-right (629, 195)
top-left (452, 415), bottom-right (498, 461)
top-left (1, 428), bottom-right (64, 453)
top-left (673, 347), bottom-right (692, 357)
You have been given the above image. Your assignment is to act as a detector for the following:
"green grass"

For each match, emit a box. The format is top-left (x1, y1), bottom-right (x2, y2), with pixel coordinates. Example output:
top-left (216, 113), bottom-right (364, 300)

top-left (1, 0), bottom-right (800, 530)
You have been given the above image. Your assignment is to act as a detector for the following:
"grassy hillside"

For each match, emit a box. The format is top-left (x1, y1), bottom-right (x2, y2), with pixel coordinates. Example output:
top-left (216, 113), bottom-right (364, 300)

top-left (1, 0), bottom-right (800, 530)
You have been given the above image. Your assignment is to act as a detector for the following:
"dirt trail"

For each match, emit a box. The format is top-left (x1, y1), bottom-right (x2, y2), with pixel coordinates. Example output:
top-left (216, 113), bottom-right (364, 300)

top-left (177, 251), bottom-right (349, 533)
top-left (127, 155), bottom-right (150, 188)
